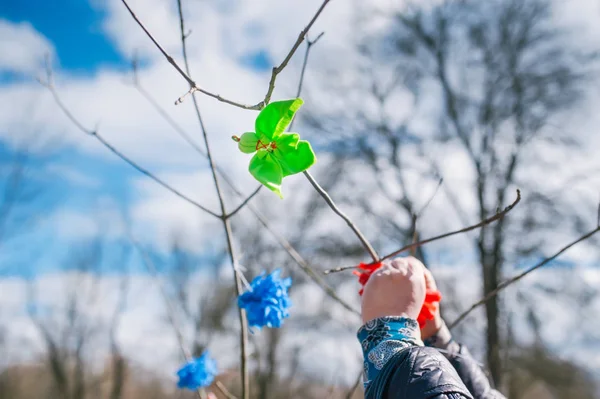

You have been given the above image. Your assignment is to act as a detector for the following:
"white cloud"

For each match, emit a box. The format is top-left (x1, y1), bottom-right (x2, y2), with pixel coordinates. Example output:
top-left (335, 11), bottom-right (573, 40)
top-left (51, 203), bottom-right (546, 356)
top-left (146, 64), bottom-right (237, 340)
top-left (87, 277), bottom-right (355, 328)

top-left (129, 170), bottom-right (222, 252)
top-left (1, 0), bottom-right (600, 386)
top-left (0, 20), bottom-right (55, 75)
top-left (50, 207), bottom-right (125, 241)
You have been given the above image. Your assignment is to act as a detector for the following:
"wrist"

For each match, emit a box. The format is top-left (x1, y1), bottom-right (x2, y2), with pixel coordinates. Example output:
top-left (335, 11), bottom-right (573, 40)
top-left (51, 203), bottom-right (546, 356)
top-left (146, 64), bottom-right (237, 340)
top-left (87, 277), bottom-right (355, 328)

top-left (423, 320), bottom-right (453, 349)
top-left (420, 314), bottom-right (443, 340)
top-left (358, 316), bottom-right (423, 390)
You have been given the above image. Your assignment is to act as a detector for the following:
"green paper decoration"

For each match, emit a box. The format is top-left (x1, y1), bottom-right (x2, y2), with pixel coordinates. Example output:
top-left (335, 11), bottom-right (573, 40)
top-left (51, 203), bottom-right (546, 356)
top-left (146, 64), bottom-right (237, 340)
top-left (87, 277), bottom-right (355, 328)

top-left (233, 98), bottom-right (316, 198)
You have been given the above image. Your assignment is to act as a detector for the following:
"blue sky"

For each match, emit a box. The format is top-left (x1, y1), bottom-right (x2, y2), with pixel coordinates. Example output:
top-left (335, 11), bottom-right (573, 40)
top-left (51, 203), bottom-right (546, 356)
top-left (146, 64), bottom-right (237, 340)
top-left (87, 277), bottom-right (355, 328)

top-left (1, 0), bottom-right (134, 276)
top-left (1, 0), bottom-right (273, 75)
top-left (1, 0), bottom-right (126, 73)
top-left (0, 0), bottom-right (137, 275)
top-left (1, 0), bottom-right (600, 383)
top-left (0, 0), bottom-right (278, 277)
top-left (1, 0), bottom-right (598, 281)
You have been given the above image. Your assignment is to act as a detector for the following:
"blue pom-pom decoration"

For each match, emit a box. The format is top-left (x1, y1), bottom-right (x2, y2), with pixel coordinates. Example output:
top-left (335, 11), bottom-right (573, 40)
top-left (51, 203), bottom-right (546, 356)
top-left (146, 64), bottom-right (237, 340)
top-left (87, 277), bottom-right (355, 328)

top-left (176, 351), bottom-right (218, 390)
top-left (238, 269), bottom-right (292, 329)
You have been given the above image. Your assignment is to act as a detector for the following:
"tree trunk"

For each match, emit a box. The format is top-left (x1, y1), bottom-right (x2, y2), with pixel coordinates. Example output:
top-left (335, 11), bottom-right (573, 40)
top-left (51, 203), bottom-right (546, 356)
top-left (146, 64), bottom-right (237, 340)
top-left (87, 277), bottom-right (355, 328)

top-left (477, 177), bottom-right (503, 387)
top-left (258, 328), bottom-right (281, 399)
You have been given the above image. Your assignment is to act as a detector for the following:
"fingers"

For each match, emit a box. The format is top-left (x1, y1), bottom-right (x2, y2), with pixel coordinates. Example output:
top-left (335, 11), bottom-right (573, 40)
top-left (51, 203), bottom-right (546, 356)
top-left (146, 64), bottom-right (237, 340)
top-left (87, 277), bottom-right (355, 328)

top-left (360, 256), bottom-right (427, 323)
top-left (378, 256), bottom-right (425, 278)
top-left (422, 267), bottom-right (438, 291)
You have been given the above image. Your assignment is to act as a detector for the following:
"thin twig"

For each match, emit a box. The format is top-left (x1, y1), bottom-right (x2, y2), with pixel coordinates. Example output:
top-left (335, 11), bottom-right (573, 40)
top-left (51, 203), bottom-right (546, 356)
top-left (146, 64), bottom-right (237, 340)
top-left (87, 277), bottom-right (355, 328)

top-left (175, 2), bottom-right (249, 398)
top-left (121, 0), bottom-right (332, 109)
top-left (304, 171), bottom-right (379, 262)
top-left (345, 370), bottom-right (362, 399)
top-left (296, 32), bottom-right (325, 99)
top-left (409, 213), bottom-right (418, 257)
top-left (381, 189), bottom-right (520, 262)
top-left (128, 233), bottom-right (205, 399)
top-left (410, 178), bottom-right (443, 256)
top-left (597, 198), bottom-right (600, 227)
top-left (262, 1), bottom-right (331, 105)
top-left (38, 69), bottom-right (221, 219)
top-left (448, 225), bottom-right (600, 329)
top-left (215, 381), bottom-right (237, 399)
top-left (246, 202), bottom-right (360, 315)
top-left (130, 236), bottom-right (188, 359)
top-left (289, 31), bottom-right (325, 128)
top-left (131, 65), bottom-right (264, 215)
top-left (226, 185), bottom-right (262, 219)
top-left (287, 36), bottom-right (379, 262)
top-left (324, 189), bottom-right (521, 274)
top-left (416, 178), bottom-right (444, 218)
top-left (131, 28), bottom-right (357, 314)
top-left (95, 134), bottom-right (221, 217)
top-left (120, 0), bottom-right (261, 110)
top-left (114, 68), bottom-right (359, 316)
top-left (123, 0), bottom-right (354, 319)
top-left (132, 61), bottom-right (206, 155)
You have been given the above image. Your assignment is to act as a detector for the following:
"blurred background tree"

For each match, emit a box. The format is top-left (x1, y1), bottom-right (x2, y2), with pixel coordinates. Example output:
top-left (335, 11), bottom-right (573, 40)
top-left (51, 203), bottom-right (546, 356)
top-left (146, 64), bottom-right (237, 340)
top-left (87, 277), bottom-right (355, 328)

top-left (0, 0), bottom-right (599, 398)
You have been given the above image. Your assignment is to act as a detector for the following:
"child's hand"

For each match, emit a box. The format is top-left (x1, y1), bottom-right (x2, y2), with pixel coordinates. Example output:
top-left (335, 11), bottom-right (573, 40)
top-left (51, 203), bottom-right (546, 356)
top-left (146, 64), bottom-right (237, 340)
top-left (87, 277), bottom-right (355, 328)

top-left (360, 257), bottom-right (426, 324)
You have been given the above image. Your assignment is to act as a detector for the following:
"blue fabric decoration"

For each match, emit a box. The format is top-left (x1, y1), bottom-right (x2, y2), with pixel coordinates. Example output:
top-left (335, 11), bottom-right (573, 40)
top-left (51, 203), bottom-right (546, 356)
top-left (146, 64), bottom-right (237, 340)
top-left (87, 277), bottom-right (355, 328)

top-left (176, 351), bottom-right (218, 390)
top-left (357, 317), bottom-right (423, 391)
top-left (238, 269), bottom-right (292, 328)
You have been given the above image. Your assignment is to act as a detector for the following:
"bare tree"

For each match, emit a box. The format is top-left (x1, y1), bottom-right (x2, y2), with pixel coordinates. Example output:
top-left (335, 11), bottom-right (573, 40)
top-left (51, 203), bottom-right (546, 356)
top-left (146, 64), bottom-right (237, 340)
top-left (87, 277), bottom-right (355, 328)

top-left (162, 235), bottom-right (234, 358)
top-left (26, 238), bottom-right (130, 399)
top-left (309, 0), bottom-right (596, 388)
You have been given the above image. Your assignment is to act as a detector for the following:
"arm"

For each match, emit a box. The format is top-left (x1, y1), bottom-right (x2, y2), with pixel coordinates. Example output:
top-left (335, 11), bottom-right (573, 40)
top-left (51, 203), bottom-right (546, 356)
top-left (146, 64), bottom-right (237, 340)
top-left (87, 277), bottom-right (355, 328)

top-left (421, 268), bottom-right (506, 399)
top-left (424, 323), bottom-right (506, 399)
top-left (358, 316), bottom-right (473, 399)
top-left (359, 258), bottom-right (474, 399)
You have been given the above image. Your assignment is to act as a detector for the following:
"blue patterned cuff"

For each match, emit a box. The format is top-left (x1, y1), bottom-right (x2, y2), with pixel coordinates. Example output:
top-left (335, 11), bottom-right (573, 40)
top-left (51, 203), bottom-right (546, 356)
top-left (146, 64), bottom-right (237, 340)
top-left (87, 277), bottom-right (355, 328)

top-left (357, 317), bottom-right (423, 390)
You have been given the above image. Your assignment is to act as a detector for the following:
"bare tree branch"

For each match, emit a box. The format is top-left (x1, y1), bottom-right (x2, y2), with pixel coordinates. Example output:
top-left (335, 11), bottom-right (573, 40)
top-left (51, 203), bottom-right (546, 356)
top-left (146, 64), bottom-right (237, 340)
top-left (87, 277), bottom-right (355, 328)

top-left (94, 134), bottom-right (221, 217)
top-left (130, 29), bottom-right (358, 315)
top-left (410, 178), bottom-right (443, 257)
top-left (416, 178), bottom-right (444, 218)
top-left (262, 1), bottom-right (331, 106)
top-left (288, 31), bottom-right (325, 132)
top-left (245, 202), bottom-right (360, 315)
top-left (297, 32), bottom-right (325, 99)
top-left (345, 370), bottom-right (362, 399)
top-left (215, 381), bottom-right (237, 399)
top-left (304, 170), bottom-right (379, 262)
top-left (131, 63), bottom-right (264, 216)
top-left (409, 213), bottom-right (418, 257)
top-left (132, 59), bottom-right (206, 155)
top-left (38, 67), bottom-right (221, 219)
top-left (226, 185), bottom-right (262, 219)
top-left (448, 225), bottom-right (600, 329)
top-left (108, 249), bottom-right (130, 399)
top-left (284, 30), bottom-right (379, 263)
top-left (324, 189), bottom-right (521, 274)
top-left (128, 233), bottom-right (205, 399)
top-left (597, 198), bottom-right (600, 228)
top-left (120, 0), bottom-right (260, 110)
top-left (174, 2), bottom-right (249, 397)
top-left (125, 0), bottom-right (362, 323)
top-left (121, 0), bottom-right (332, 109)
